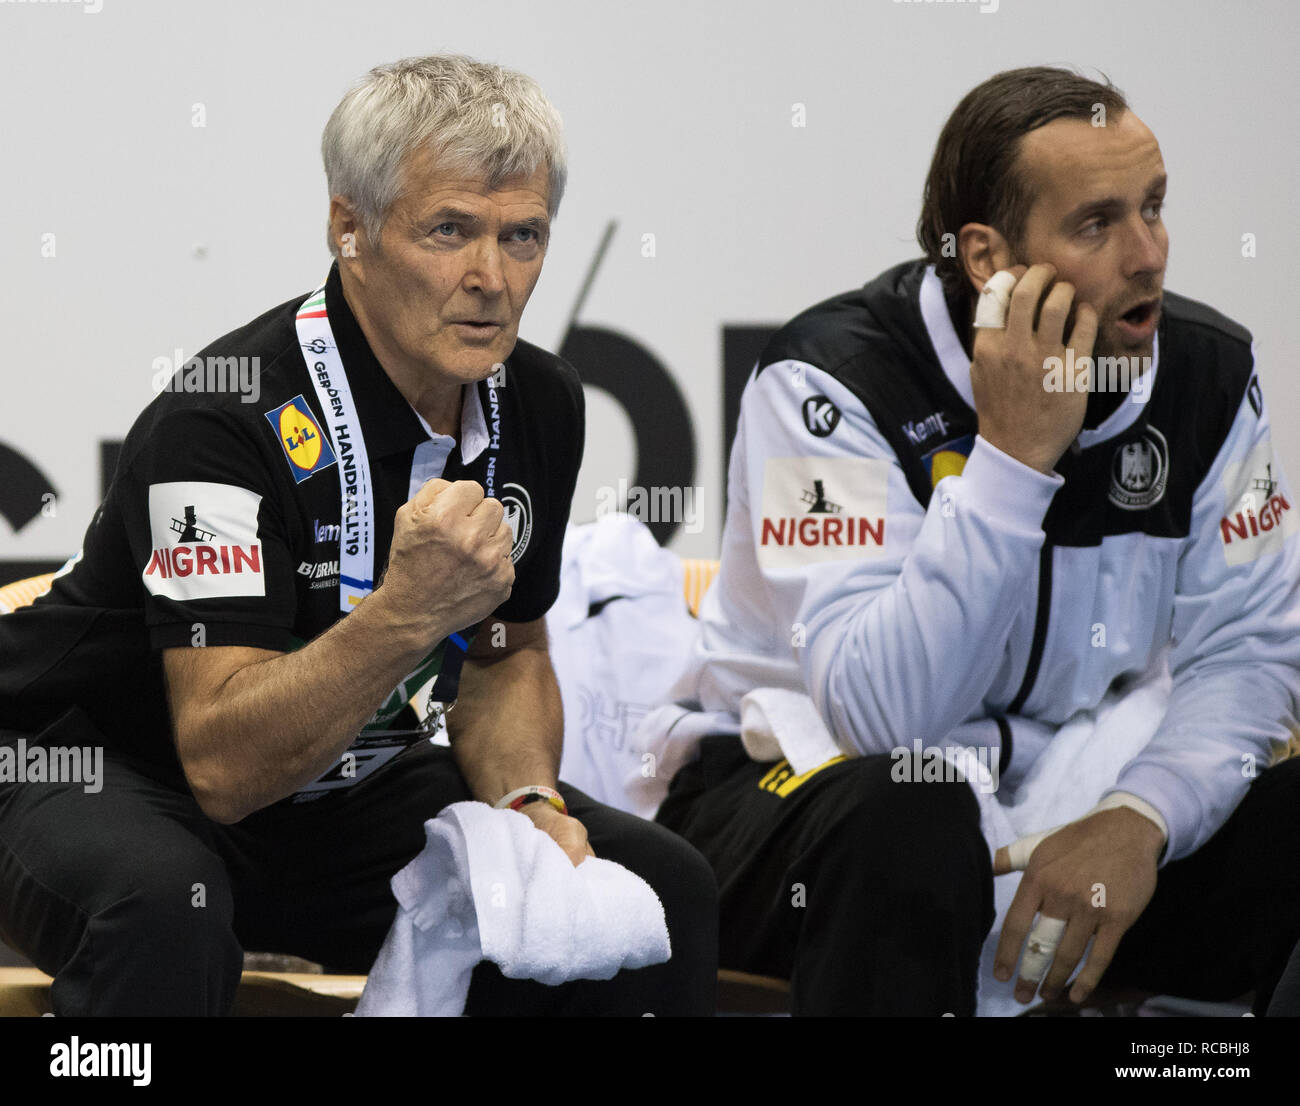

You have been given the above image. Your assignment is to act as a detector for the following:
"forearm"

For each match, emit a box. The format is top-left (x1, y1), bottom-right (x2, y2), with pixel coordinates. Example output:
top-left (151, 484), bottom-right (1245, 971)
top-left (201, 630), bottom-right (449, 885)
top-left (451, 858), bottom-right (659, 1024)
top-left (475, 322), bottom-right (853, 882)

top-left (1112, 659), bottom-right (1298, 861)
top-left (174, 589), bottom-right (438, 821)
top-left (447, 642), bottom-right (564, 805)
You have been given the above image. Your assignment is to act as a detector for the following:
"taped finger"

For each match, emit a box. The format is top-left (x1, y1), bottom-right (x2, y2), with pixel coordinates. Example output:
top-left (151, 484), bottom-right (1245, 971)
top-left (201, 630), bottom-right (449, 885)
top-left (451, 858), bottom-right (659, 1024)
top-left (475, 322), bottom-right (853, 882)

top-left (973, 270), bottom-right (1018, 328)
top-left (1005, 823), bottom-right (1066, 871)
top-left (1019, 915), bottom-right (1067, 985)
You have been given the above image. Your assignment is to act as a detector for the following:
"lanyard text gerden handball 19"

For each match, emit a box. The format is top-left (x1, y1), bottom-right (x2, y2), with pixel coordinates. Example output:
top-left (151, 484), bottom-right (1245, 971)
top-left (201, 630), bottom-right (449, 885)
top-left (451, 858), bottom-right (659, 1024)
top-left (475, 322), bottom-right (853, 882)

top-left (295, 283), bottom-right (375, 615)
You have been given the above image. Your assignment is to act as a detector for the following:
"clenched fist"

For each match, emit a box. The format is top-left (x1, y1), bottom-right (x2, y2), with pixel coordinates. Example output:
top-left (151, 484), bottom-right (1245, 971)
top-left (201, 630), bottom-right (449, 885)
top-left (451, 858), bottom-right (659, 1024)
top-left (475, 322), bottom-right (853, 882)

top-left (372, 478), bottom-right (515, 644)
top-left (971, 264), bottom-right (1098, 475)
top-left (520, 800), bottom-right (596, 867)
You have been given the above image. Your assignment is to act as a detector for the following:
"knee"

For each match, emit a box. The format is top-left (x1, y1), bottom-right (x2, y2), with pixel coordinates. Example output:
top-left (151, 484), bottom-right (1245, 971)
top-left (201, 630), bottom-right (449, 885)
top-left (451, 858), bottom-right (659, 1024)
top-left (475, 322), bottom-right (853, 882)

top-left (97, 848), bottom-right (235, 947)
top-left (599, 817), bottom-right (718, 927)
top-left (630, 830), bottom-right (719, 979)
top-left (845, 755), bottom-right (983, 842)
top-left (814, 762), bottom-right (990, 899)
top-left (656, 834), bottom-right (719, 924)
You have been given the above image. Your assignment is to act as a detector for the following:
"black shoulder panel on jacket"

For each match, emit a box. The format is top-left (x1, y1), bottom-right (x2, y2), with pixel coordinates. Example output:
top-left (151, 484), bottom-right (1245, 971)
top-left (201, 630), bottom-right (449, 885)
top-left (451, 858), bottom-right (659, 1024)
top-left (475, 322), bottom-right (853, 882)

top-left (753, 260), bottom-right (977, 507)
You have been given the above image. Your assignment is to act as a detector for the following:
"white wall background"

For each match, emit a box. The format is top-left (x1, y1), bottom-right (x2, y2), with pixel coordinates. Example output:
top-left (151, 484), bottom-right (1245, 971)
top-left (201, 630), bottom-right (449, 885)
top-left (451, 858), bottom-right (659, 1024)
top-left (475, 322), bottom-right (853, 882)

top-left (2, 0), bottom-right (1296, 561)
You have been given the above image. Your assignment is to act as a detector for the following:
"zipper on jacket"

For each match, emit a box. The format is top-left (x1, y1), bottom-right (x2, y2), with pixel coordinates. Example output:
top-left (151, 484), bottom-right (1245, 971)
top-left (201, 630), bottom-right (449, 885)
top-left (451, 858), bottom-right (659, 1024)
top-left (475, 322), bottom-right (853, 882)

top-left (1007, 541), bottom-right (1053, 714)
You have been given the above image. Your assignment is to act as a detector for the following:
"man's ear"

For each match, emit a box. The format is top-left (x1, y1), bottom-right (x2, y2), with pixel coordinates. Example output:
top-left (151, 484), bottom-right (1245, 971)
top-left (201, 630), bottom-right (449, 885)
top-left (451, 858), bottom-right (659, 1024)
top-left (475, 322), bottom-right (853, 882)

top-left (958, 223), bottom-right (1018, 296)
top-left (328, 196), bottom-right (369, 272)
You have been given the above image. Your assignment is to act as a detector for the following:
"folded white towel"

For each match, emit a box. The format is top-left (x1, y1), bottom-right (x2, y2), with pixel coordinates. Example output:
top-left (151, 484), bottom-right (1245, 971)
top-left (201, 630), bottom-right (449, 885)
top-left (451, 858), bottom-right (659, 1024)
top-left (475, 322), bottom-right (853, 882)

top-left (739, 688), bottom-right (845, 775)
top-left (355, 801), bottom-right (672, 1016)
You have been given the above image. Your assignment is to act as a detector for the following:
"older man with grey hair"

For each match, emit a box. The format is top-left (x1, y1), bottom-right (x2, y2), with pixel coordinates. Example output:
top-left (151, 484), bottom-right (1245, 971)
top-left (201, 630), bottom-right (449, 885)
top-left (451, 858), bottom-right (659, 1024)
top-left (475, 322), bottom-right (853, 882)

top-left (0, 54), bottom-right (718, 1016)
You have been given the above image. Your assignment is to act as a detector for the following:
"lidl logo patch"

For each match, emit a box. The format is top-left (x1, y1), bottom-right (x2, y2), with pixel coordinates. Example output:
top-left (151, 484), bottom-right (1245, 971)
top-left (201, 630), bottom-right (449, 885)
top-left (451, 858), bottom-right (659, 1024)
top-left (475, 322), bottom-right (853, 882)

top-left (266, 395), bottom-right (336, 483)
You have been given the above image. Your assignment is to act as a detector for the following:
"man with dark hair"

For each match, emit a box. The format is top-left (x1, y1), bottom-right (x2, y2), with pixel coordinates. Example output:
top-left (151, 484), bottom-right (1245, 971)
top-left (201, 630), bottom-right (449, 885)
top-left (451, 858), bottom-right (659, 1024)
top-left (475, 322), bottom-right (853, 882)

top-left (650, 66), bottom-right (1300, 1016)
top-left (0, 55), bottom-right (717, 1017)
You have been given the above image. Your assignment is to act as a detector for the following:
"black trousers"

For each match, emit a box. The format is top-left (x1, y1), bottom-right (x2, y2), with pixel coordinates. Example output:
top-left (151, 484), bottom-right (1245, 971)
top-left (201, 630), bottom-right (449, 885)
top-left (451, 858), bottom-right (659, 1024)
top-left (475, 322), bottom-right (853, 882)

top-left (1267, 939), bottom-right (1300, 1016)
top-left (656, 734), bottom-right (1300, 1016)
top-left (0, 708), bottom-right (718, 1016)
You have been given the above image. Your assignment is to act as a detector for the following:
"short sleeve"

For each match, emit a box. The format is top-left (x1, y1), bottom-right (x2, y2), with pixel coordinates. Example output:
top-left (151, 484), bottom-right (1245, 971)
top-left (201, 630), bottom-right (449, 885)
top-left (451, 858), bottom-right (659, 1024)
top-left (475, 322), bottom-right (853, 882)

top-left (493, 365), bottom-right (585, 624)
top-left (118, 407), bottom-right (300, 652)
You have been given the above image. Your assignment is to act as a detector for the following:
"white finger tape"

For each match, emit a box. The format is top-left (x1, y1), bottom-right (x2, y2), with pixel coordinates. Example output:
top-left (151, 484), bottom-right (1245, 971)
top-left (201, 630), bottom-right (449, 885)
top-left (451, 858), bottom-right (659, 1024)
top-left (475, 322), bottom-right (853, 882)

top-left (1019, 916), bottom-right (1067, 983)
top-left (973, 269), bottom-right (1018, 328)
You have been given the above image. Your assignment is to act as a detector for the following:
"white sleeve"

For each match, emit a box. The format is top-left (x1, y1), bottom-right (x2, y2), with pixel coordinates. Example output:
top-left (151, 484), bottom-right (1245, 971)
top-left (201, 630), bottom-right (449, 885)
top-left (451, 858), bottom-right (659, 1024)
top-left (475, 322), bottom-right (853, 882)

top-left (1109, 367), bottom-right (1300, 862)
top-left (738, 360), bottom-right (1062, 757)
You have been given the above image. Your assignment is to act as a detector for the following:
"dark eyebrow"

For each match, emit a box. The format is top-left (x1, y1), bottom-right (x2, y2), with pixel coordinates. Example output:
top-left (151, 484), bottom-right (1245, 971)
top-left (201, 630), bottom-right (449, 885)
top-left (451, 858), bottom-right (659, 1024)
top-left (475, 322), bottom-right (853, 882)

top-left (426, 206), bottom-right (482, 228)
top-left (508, 215), bottom-right (550, 234)
top-left (1062, 173), bottom-right (1168, 227)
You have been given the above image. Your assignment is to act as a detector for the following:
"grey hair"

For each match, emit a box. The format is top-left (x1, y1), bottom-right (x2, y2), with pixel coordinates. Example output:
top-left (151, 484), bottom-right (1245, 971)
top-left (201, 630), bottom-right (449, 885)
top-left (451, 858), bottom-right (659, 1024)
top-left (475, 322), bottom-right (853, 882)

top-left (321, 55), bottom-right (567, 257)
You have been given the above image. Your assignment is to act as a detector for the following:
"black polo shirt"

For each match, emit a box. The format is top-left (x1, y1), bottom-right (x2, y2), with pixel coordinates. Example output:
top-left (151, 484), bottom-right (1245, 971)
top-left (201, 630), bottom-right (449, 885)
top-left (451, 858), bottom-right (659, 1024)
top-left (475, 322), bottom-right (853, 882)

top-left (0, 262), bottom-right (584, 801)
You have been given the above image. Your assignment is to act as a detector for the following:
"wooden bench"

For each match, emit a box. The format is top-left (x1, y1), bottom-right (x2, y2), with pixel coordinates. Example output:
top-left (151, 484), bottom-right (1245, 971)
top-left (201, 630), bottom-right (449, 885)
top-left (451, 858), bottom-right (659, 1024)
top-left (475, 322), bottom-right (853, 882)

top-left (0, 966), bottom-right (368, 1017)
top-left (0, 965), bottom-right (791, 1016)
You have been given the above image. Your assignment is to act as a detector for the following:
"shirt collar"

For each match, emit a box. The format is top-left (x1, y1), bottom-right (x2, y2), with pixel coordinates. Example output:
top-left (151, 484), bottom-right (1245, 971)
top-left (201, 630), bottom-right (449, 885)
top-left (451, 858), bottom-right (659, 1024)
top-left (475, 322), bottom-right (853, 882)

top-left (406, 380), bottom-right (490, 464)
top-left (321, 261), bottom-right (490, 462)
top-left (918, 264), bottom-right (975, 409)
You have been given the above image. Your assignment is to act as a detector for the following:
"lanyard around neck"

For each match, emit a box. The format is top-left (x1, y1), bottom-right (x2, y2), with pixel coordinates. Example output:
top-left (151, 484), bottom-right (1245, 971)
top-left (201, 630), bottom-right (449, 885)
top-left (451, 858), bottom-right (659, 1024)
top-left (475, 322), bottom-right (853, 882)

top-left (295, 282), bottom-right (375, 614)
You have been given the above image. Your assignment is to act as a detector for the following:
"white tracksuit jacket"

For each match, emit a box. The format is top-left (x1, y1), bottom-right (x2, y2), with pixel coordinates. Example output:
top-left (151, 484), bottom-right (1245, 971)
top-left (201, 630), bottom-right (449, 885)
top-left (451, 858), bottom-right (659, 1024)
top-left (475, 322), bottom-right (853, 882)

top-left (665, 260), bottom-right (1300, 863)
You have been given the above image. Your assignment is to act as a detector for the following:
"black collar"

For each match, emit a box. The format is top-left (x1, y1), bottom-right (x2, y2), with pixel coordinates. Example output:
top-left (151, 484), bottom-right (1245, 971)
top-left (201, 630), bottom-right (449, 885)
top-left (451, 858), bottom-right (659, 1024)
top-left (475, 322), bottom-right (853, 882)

top-left (322, 261), bottom-right (438, 460)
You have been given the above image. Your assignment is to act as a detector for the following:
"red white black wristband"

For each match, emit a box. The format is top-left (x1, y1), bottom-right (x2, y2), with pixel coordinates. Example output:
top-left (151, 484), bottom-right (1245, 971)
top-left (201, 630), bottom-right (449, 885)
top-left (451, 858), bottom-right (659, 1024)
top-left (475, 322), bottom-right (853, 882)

top-left (493, 785), bottom-right (567, 816)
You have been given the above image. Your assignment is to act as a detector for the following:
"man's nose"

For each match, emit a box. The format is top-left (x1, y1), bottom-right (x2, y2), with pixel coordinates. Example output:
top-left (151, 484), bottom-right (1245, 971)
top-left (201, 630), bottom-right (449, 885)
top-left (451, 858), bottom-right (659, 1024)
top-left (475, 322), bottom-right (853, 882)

top-left (1122, 214), bottom-right (1166, 278)
top-left (464, 237), bottom-right (506, 295)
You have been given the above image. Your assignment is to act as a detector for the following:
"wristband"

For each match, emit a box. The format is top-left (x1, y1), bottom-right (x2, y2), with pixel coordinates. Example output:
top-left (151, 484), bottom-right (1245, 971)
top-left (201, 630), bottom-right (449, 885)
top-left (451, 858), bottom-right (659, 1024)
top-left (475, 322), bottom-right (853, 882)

top-left (1090, 791), bottom-right (1169, 856)
top-left (493, 785), bottom-right (567, 816)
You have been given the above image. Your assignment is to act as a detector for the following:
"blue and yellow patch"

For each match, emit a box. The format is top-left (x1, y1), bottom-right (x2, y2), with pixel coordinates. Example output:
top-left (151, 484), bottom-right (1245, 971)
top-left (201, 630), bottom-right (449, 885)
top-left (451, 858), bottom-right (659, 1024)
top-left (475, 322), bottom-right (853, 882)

top-left (922, 434), bottom-right (975, 488)
top-left (265, 395), bottom-right (336, 484)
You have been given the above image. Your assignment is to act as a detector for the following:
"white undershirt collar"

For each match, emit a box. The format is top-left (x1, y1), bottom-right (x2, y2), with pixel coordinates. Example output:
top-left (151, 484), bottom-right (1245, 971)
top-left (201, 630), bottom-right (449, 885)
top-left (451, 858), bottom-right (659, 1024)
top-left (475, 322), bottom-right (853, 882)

top-left (406, 382), bottom-right (491, 501)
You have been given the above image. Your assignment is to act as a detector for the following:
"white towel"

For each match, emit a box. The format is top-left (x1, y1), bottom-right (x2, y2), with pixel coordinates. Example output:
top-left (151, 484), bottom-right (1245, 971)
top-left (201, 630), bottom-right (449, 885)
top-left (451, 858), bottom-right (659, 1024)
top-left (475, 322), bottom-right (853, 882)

top-left (739, 688), bottom-right (845, 775)
top-left (355, 802), bottom-right (672, 1016)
